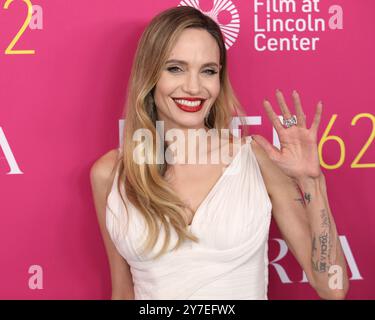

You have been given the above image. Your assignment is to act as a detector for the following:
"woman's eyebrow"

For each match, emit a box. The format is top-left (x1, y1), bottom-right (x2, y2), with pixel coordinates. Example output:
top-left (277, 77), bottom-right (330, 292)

top-left (165, 59), bottom-right (219, 68)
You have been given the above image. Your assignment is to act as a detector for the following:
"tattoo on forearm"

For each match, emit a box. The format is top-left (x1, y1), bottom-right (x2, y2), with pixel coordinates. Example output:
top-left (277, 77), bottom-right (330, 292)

top-left (311, 209), bottom-right (336, 273)
top-left (320, 208), bottom-right (331, 228)
top-left (318, 231), bottom-right (330, 272)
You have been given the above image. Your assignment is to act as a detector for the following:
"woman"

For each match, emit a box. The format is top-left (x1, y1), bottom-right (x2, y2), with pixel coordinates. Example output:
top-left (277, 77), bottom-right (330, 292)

top-left (90, 6), bottom-right (349, 299)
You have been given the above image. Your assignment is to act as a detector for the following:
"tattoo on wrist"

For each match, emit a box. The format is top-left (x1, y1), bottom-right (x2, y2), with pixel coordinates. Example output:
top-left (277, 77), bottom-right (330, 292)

top-left (304, 192), bottom-right (312, 205)
top-left (294, 197), bottom-right (305, 206)
top-left (293, 183), bottom-right (306, 207)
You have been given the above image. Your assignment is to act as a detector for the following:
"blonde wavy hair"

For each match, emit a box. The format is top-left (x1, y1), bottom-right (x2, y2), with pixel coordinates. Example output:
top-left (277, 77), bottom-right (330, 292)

top-left (112, 6), bottom-right (247, 259)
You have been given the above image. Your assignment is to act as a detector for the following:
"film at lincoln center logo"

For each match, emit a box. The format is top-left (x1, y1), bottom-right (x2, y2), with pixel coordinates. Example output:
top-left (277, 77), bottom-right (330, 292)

top-left (178, 0), bottom-right (240, 50)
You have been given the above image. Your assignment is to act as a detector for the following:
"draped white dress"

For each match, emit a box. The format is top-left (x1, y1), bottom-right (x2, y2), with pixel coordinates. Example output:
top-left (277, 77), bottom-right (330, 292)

top-left (105, 136), bottom-right (273, 300)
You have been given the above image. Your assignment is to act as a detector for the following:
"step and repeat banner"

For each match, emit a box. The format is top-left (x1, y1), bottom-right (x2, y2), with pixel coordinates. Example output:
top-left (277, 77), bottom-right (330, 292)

top-left (0, 0), bottom-right (373, 299)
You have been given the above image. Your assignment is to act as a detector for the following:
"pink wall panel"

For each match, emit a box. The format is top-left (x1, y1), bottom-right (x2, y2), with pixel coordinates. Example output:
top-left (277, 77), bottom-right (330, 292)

top-left (0, 0), bottom-right (373, 299)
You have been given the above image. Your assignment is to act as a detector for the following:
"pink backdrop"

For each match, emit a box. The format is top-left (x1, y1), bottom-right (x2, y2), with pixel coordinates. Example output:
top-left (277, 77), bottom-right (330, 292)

top-left (0, 0), bottom-right (373, 299)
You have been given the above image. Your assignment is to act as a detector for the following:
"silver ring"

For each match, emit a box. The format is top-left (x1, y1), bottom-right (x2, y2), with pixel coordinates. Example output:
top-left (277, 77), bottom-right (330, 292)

top-left (283, 115), bottom-right (297, 128)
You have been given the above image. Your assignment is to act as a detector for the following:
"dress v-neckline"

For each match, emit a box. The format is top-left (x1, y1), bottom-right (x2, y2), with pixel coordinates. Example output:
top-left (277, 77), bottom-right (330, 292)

top-left (187, 142), bottom-right (248, 228)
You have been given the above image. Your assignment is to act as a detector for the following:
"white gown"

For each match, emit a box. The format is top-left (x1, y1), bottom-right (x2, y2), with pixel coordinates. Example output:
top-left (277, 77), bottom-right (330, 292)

top-left (105, 136), bottom-right (273, 299)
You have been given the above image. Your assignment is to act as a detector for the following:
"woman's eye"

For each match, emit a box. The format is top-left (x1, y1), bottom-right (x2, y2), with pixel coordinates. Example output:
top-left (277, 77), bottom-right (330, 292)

top-left (204, 69), bottom-right (218, 75)
top-left (167, 66), bottom-right (218, 75)
top-left (167, 66), bottom-right (182, 73)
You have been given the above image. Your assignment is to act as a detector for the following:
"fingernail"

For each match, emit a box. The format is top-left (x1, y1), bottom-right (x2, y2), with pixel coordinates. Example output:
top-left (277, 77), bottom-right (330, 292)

top-left (276, 88), bottom-right (280, 93)
top-left (293, 89), bottom-right (298, 95)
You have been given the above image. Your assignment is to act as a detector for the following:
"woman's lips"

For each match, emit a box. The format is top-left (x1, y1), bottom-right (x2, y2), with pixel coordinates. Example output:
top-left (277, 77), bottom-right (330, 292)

top-left (173, 99), bottom-right (204, 113)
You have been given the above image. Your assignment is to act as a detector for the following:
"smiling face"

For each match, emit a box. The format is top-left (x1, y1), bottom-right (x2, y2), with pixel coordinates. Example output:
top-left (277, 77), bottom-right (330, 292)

top-left (153, 28), bottom-right (222, 131)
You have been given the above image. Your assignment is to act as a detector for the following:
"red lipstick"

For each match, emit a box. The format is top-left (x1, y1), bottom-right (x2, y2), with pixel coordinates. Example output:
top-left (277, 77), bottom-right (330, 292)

top-left (172, 97), bottom-right (205, 113)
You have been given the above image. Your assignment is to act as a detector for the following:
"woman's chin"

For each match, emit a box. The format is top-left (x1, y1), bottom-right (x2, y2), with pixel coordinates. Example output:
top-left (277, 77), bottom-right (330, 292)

top-left (168, 113), bottom-right (206, 129)
top-left (174, 120), bottom-right (206, 130)
top-left (156, 109), bottom-right (207, 130)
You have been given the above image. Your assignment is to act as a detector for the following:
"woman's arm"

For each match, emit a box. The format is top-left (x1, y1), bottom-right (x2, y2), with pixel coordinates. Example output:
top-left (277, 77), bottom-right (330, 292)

top-left (252, 139), bottom-right (349, 299)
top-left (90, 149), bottom-right (135, 300)
top-left (251, 89), bottom-right (350, 299)
top-left (295, 173), bottom-right (349, 299)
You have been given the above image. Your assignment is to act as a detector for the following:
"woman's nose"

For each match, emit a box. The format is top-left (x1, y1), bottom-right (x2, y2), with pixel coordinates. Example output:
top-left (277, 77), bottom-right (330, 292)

top-left (182, 73), bottom-right (201, 94)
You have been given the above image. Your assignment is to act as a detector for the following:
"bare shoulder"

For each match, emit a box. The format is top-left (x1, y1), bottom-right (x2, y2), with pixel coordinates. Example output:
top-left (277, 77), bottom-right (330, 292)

top-left (89, 149), bottom-right (135, 299)
top-left (236, 135), bottom-right (268, 167)
top-left (237, 135), bottom-right (263, 159)
top-left (90, 149), bottom-right (121, 198)
top-left (247, 136), bottom-right (268, 165)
